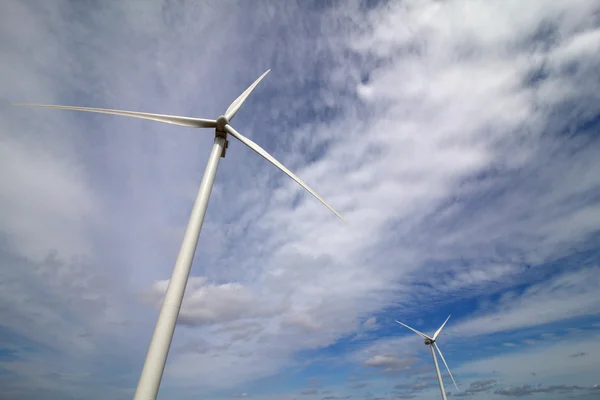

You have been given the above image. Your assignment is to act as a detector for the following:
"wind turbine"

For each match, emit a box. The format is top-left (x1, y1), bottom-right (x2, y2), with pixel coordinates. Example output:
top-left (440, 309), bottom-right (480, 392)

top-left (395, 316), bottom-right (458, 400)
top-left (13, 70), bottom-right (346, 400)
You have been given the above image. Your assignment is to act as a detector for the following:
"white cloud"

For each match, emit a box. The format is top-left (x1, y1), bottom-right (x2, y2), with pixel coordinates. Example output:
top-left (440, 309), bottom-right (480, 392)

top-left (143, 276), bottom-right (285, 326)
top-left (448, 268), bottom-right (600, 337)
top-left (363, 354), bottom-right (420, 372)
top-left (0, 135), bottom-right (96, 262)
top-left (146, 0), bottom-right (600, 390)
top-left (456, 330), bottom-right (600, 386)
top-left (2, 0), bottom-right (600, 398)
top-left (363, 317), bottom-right (379, 331)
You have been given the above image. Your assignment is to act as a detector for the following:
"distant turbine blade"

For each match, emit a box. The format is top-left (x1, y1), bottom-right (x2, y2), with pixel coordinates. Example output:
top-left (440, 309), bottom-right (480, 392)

top-left (433, 315), bottom-right (451, 340)
top-left (224, 124), bottom-right (346, 223)
top-left (395, 320), bottom-right (432, 340)
top-left (224, 69), bottom-right (270, 121)
top-left (11, 104), bottom-right (217, 128)
top-left (434, 343), bottom-right (459, 392)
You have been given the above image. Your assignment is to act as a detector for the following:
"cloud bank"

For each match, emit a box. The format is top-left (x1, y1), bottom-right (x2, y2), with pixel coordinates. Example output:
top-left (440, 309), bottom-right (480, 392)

top-left (1, 0), bottom-right (599, 399)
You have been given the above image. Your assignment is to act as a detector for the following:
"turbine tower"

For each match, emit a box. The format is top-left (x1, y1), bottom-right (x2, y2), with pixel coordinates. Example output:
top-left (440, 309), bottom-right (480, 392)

top-left (13, 70), bottom-right (346, 400)
top-left (395, 316), bottom-right (459, 400)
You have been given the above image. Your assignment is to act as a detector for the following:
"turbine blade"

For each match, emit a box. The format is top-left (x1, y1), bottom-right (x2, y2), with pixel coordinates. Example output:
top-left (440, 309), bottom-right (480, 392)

top-left (433, 315), bottom-right (451, 340)
top-left (224, 70), bottom-right (270, 121)
top-left (395, 320), bottom-right (432, 340)
top-left (434, 343), bottom-right (459, 392)
top-left (224, 124), bottom-right (346, 223)
top-left (11, 104), bottom-right (217, 128)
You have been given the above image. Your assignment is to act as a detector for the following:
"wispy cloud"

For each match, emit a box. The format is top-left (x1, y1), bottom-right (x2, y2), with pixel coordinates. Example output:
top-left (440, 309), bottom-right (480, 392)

top-left (447, 268), bottom-right (600, 337)
top-left (456, 330), bottom-right (600, 384)
top-left (494, 384), bottom-right (596, 397)
top-left (1, 0), bottom-right (600, 398)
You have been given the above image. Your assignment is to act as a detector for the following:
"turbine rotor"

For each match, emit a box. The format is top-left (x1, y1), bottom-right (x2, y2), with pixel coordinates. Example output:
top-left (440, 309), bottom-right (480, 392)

top-left (216, 116), bottom-right (229, 132)
top-left (11, 70), bottom-right (346, 223)
top-left (396, 316), bottom-right (459, 394)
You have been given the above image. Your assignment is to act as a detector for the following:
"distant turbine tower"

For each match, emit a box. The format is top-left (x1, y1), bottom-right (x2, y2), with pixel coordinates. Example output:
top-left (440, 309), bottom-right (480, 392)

top-left (396, 316), bottom-right (459, 400)
top-left (13, 70), bottom-right (346, 400)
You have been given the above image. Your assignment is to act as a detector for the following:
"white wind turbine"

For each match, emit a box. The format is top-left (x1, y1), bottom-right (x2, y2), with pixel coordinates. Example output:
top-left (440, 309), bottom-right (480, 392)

top-left (395, 315), bottom-right (459, 400)
top-left (13, 70), bottom-right (346, 400)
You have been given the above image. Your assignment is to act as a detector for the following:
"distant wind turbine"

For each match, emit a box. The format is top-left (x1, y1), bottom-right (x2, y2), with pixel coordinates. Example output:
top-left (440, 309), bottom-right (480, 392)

top-left (13, 70), bottom-right (346, 400)
top-left (396, 316), bottom-right (459, 400)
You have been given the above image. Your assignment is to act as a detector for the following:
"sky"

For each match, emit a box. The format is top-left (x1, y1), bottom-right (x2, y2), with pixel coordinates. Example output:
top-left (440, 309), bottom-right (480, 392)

top-left (1, 0), bottom-right (600, 399)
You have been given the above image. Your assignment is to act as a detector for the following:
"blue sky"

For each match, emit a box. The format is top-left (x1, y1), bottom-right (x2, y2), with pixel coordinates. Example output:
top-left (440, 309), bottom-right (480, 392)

top-left (1, 0), bottom-right (600, 399)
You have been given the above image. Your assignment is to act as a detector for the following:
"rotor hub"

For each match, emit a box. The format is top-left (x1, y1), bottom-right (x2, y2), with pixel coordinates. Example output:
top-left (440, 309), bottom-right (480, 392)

top-left (216, 115), bottom-right (229, 133)
top-left (424, 338), bottom-right (434, 345)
